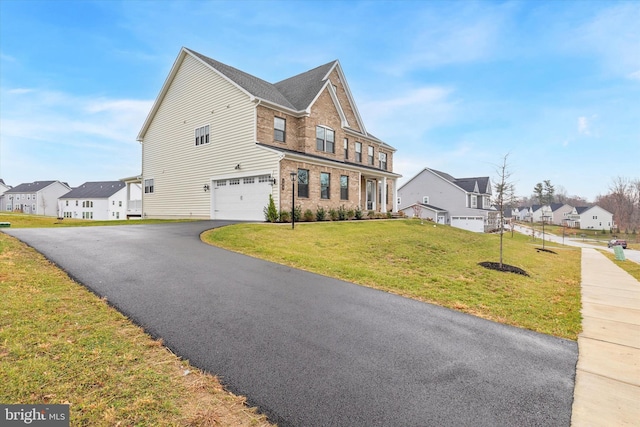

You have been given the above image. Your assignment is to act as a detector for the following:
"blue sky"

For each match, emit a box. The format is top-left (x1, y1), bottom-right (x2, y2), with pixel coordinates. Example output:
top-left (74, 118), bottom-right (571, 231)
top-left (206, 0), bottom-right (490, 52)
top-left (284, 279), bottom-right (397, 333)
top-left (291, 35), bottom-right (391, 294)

top-left (1, 0), bottom-right (638, 202)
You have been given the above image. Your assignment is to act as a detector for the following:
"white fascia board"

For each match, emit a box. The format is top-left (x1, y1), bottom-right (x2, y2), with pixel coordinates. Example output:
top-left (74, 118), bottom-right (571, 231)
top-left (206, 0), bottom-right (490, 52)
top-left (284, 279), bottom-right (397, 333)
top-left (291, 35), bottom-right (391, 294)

top-left (330, 61), bottom-right (367, 135)
top-left (137, 47), bottom-right (188, 142)
top-left (256, 98), bottom-right (307, 117)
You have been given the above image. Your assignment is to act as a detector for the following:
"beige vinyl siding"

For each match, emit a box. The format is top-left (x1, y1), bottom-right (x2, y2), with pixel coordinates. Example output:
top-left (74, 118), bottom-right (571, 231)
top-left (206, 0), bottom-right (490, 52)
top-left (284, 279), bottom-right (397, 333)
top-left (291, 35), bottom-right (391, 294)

top-left (142, 53), bottom-right (280, 218)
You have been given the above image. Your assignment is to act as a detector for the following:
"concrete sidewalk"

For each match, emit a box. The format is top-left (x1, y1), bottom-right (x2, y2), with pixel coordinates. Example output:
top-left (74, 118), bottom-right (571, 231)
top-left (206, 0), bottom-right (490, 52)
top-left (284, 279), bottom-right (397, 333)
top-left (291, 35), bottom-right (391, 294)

top-left (571, 248), bottom-right (640, 426)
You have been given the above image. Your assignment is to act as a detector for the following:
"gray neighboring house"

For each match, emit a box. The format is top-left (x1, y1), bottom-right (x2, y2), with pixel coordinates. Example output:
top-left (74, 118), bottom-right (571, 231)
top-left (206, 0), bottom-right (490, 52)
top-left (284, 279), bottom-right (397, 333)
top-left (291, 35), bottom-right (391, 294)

top-left (0, 179), bottom-right (11, 210)
top-left (3, 181), bottom-right (71, 217)
top-left (58, 181), bottom-right (133, 220)
top-left (549, 203), bottom-right (574, 226)
top-left (398, 168), bottom-right (496, 232)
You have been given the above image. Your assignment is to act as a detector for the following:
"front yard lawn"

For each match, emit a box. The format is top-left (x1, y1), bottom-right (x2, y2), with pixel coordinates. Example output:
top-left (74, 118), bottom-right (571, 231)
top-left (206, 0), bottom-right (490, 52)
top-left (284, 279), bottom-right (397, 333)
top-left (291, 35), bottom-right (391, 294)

top-left (204, 220), bottom-right (582, 340)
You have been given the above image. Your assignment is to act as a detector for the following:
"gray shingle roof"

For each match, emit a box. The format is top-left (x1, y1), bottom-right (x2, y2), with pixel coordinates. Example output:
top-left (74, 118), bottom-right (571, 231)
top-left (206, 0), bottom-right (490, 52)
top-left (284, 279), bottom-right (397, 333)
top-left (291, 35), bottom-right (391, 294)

top-left (5, 181), bottom-right (58, 193)
top-left (187, 48), bottom-right (297, 110)
top-left (60, 181), bottom-right (125, 199)
top-left (188, 47), bottom-right (340, 112)
top-left (274, 61), bottom-right (337, 110)
top-left (575, 206), bottom-right (591, 214)
top-left (431, 170), bottom-right (490, 194)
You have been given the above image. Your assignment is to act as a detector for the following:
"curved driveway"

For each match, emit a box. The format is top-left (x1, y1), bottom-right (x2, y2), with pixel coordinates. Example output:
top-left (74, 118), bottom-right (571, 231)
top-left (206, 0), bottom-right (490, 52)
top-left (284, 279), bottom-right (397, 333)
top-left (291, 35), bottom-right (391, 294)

top-left (4, 222), bottom-right (577, 426)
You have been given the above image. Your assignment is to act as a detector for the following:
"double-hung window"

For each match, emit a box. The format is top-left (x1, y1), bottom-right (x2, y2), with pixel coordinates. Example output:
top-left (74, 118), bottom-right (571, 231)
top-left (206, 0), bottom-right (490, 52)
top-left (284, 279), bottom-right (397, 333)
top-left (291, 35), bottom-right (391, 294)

top-left (316, 126), bottom-right (335, 153)
top-left (298, 169), bottom-right (309, 198)
top-left (340, 175), bottom-right (349, 200)
top-left (368, 146), bottom-right (374, 165)
top-left (274, 117), bottom-right (285, 142)
top-left (195, 125), bottom-right (210, 146)
top-left (144, 179), bottom-right (154, 194)
top-left (355, 142), bottom-right (362, 162)
top-left (379, 152), bottom-right (387, 170)
top-left (320, 172), bottom-right (330, 199)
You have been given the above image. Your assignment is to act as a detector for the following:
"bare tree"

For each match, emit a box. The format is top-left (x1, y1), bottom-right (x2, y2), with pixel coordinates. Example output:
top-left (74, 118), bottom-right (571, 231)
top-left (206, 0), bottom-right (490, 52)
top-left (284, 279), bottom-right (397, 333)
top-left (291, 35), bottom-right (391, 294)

top-left (493, 154), bottom-right (517, 268)
top-left (412, 202), bottom-right (423, 218)
top-left (533, 180), bottom-right (554, 249)
top-left (599, 176), bottom-right (640, 233)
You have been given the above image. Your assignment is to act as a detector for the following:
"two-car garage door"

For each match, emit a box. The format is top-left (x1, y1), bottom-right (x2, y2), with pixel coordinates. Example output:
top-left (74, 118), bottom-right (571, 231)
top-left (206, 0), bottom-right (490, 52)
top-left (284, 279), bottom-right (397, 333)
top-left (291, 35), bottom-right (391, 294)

top-left (450, 216), bottom-right (485, 233)
top-left (212, 175), bottom-right (273, 221)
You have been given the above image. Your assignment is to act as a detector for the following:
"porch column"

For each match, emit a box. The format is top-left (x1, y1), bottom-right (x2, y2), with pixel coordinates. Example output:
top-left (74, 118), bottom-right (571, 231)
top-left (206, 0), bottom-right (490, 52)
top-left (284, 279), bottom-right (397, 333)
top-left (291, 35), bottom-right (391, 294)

top-left (381, 177), bottom-right (387, 213)
top-left (392, 179), bottom-right (398, 213)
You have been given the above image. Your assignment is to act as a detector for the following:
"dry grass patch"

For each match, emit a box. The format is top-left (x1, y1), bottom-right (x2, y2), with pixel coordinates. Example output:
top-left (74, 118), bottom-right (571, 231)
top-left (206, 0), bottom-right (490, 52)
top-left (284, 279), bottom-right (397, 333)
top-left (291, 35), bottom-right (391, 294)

top-left (0, 233), bottom-right (273, 426)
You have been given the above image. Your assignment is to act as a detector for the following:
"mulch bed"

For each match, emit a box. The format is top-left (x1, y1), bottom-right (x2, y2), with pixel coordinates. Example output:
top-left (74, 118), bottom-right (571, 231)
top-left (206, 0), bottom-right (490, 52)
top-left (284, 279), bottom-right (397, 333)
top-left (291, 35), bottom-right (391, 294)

top-left (478, 262), bottom-right (530, 276)
top-left (535, 248), bottom-right (558, 254)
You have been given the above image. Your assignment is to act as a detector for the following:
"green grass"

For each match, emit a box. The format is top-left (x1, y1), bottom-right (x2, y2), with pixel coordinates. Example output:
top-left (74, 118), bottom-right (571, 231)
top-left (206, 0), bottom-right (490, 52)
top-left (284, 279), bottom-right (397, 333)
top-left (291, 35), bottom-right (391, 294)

top-left (203, 220), bottom-right (582, 340)
top-left (0, 212), bottom-right (196, 228)
top-left (0, 233), bottom-right (272, 426)
top-left (600, 250), bottom-right (640, 281)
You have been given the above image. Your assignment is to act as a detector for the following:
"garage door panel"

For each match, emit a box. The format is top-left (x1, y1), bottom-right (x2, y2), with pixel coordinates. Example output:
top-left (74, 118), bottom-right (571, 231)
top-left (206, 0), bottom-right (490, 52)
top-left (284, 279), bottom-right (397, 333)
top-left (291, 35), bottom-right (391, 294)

top-left (213, 177), bottom-right (272, 221)
top-left (451, 216), bottom-right (485, 233)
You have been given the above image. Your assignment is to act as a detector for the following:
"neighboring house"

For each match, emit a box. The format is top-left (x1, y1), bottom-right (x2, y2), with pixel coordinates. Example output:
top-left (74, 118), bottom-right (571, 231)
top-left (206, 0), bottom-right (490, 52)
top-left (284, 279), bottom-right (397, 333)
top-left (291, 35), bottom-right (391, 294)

top-left (58, 181), bottom-right (131, 220)
top-left (549, 203), bottom-right (573, 226)
top-left (567, 206), bottom-right (614, 230)
top-left (516, 206), bottom-right (531, 221)
top-left (397, 168), bottom-right (495, 232)
top-left (0, 179), bottom-right (11, 211)
top-left (137, 47), bottom-right (400, 220)
top-left (530, 205), bottom-right (553, 223)
top-left (121, 175), bottom-right (143, 218)
top-left (4, 181), bottom-right (71, 216)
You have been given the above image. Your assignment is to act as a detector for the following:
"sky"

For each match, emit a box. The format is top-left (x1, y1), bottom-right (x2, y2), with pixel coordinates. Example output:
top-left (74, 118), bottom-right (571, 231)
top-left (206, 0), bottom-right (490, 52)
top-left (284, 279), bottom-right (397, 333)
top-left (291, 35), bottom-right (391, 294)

top-left (1, 0), bottom-right (638, 202)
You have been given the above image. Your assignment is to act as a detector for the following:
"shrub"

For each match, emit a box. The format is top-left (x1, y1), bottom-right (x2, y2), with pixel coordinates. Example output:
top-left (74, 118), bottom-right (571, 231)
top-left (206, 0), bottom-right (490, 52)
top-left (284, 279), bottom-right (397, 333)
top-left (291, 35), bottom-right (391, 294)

top-left (279, 210), bottom-right (290, 223)
top-left (338, 205), bottom-right (348, 221)
top-left (367, 210), bottom-right (375, 219)
top-left (303, 209), bottom-right (315, 222)
top-left (354, 207), bottom-right (363, 220)
top-left (264, 195), bottom-right (278, 223)
top-left (347, 209), bottom-right (355, 220)
top-left (293, 205), bottom-right (302, 222)
top-left (316, 206), bottom-right (326, 221)
top-left (386, 212), bottom-right (392, 219)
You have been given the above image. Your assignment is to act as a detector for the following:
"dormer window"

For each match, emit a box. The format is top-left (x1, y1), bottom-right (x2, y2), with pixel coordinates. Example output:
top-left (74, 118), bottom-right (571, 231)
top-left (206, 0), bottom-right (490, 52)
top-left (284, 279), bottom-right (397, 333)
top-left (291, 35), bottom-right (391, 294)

top-left (316, 126), bottom-right (335, 153)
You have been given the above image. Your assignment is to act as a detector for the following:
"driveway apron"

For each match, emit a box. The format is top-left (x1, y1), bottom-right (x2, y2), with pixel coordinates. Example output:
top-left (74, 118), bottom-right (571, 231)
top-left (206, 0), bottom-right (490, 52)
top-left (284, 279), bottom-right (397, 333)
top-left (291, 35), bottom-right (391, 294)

top-left (4, 222), bottom-right (578, 427)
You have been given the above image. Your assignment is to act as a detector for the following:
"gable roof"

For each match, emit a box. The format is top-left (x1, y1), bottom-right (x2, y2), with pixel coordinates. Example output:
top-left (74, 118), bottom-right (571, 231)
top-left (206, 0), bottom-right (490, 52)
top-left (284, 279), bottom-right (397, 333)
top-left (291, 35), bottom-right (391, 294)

top-left (60, 181), bottom-right (126, 199)
top-left (138, 47), bottom-right (383, 145)
top-left (5, 181), bottom-right (64, 193)
top-left (418, 168), bottom-right (491, 195)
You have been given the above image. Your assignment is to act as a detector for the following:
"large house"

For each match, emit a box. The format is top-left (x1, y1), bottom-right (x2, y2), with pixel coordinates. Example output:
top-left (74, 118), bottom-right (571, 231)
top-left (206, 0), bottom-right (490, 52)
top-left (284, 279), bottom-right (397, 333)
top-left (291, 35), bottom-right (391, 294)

top-left (137, 47), bottom-right (400, 220)
top-left (567, 206), bottom-right (614, 230)
top-left (397, 168), bottom-right (496, 232)
top-left (3, 181), bottom-right (70, 217)
top-left (58, 181), bottom-right (136, 220)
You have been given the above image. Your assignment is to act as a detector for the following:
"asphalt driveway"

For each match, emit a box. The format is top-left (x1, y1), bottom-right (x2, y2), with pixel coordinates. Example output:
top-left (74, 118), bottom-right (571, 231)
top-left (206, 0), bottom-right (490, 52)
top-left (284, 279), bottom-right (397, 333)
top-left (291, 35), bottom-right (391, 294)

top-left (4, 222), bottom-right (578, 426)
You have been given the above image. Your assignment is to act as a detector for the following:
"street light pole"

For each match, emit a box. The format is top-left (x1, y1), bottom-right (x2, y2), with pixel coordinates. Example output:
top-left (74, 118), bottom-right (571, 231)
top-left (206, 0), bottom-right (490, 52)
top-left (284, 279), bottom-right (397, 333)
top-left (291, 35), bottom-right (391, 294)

top-left (290, 171), bottom-right (297, 229)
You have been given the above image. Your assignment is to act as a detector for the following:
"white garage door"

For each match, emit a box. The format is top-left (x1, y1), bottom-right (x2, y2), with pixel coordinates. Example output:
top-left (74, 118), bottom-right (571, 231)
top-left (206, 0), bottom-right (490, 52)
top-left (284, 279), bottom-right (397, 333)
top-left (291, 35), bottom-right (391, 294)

top-left (212, 175), bottom-right (273, 221)
top-left (451, 216), bottom-right (485, 233)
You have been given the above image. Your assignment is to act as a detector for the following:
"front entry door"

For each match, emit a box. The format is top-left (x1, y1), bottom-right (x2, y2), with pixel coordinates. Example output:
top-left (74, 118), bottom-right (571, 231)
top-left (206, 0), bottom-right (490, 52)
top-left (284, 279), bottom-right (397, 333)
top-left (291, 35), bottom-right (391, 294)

top-left (366, 180), bottom-right (376, 211)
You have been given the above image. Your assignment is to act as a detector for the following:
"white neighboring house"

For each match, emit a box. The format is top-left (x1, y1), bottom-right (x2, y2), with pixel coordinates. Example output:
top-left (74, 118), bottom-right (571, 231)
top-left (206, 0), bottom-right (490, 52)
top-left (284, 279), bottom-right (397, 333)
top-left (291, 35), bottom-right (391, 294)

top-left (59, 181), bottom-right (129, 220)
top-left (530, 204), bottom-right (552, 223)
top-left (397, 168), bottom-right (495, 233)
top-left (567, 206), bottom-right (614, 230)
top-left (4, 181), bottom-right (70, 216)
top-left (0, 179), bottom-right (11, 210)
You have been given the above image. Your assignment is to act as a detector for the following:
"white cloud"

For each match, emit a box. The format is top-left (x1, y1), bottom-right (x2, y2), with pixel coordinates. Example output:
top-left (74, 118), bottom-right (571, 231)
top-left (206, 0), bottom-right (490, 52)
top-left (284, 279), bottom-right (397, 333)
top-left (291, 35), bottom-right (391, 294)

top-left (572, 3), bottom-right (640, 79)
top-left (578, 116), bottom-right (590, 136)
top-left (0, 88), bottom-right (152, 186)
top-left (360, 86), bottom-right (458, 145)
